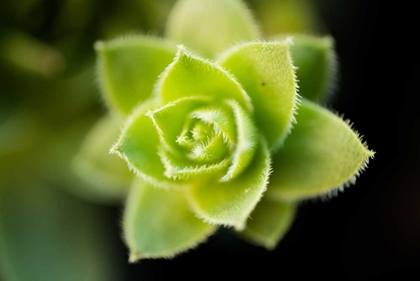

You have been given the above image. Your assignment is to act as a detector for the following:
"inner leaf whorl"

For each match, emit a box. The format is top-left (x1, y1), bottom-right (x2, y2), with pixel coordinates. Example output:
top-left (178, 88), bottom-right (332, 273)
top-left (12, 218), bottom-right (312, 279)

top-left (175, 107), bottom-right (234, 165)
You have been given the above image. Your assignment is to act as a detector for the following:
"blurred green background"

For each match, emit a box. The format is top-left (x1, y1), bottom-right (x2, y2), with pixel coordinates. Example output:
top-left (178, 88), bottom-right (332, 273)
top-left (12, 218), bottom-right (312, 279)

top-left (1, 0), bottom-right (419, 280)
top-left (0, 1), bottom-right (177, 280)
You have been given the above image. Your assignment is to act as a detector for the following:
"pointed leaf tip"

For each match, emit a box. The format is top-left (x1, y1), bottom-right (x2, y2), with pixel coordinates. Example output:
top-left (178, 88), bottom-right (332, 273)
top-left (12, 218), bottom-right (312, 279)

top-left (158, 47), bottom-right (252, 111)
top-left (267, 99), bottom-right (374, 201)
top-left (114, 101), bottom-right (180, 188)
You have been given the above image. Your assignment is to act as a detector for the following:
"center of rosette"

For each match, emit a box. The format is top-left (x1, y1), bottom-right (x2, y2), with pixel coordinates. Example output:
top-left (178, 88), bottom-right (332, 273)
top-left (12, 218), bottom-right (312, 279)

top-left (146, 97), bottom-right (237, 180)
top-left (146, 97), bottom-right (257, 182)
top-left (176, 109), bottom-right (232, 164)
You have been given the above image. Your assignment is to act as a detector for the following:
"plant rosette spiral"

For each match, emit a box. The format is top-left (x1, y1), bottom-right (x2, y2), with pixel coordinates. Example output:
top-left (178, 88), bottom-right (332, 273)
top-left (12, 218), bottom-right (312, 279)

top-left (73, 0), bottom-right (375, 261)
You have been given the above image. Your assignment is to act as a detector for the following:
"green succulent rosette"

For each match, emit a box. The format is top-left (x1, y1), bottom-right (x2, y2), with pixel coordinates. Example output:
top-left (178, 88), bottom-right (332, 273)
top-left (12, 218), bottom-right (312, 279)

top-left (73, 0), bottom-right (374, 260)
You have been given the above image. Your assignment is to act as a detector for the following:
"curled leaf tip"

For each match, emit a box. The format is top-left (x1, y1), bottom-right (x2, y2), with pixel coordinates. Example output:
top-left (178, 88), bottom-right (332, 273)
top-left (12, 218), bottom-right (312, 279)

top-left (176, 44), bottom-right (187, 52)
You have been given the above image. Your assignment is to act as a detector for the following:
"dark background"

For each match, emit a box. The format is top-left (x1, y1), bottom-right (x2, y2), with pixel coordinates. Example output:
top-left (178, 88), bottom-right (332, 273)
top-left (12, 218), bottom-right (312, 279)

top-left (1, 0), bottom-right (419, 280)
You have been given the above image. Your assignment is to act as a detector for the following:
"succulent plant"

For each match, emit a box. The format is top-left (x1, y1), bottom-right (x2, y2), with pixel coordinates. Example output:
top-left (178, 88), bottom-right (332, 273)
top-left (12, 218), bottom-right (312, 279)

top-left (74, 0), bottom-right (374, 261)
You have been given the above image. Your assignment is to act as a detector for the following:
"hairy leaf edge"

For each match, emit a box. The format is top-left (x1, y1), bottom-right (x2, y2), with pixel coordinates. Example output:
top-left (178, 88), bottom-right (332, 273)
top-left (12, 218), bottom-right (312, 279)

top-left (270, 109), bottom-right (376, 202)
top-left (217, 38), bottom-right (301, 152)
top-left (152, 45), bottom-right (254, 112)
top-left (94, 34), bottom-right (177, 118)
top-left (110, 100), bottom-right (183, 189)
top-left (186, 139), bottom-right (272, 230)
top-left (123, 181), bottom-right (217, 262)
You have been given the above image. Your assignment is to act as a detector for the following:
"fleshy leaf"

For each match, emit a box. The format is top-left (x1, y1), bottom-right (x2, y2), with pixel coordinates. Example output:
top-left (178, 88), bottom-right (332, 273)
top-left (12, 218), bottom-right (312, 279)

top-left (165, 0), bottom-right (260, 58)
top-left (95, 36), bottom-right (177, 116)
top-left (219, 41), bottom-right (298, 150)
top-left (187, 139), bottom-right (271, 230)
top-left (221, 100), bottom-right (257, 181)
top-left (158, 47), bottom-right (252, 111)
top-left (266, 99), bottom-right (374, 201)
top-left (287, 35), bottom-right (337, 103)
top-left (249, 0), bottom-right (321, 36)
top-left (72, 115), bottom-right (133, 203)
top-left (240, 198), bottom-right (297, 250)
top-left (111, 100), bottom-right (178, 188)
top-left (123, 179), bottom-right (216, 261)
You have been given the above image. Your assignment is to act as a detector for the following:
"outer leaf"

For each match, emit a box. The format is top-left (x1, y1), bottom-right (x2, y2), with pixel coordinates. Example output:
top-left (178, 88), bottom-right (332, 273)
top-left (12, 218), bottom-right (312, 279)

top-left (240, 198), bottom-right (297, 250)
top-left (111, 100), bottom-right (178, 188)
top-left (266, 99), bottom-right (375, 201)
top-left (157, 47), bottom-right (252, 112)
top-left (165, 0), bottom-right (260, 58)
top-left (249, 0), bottom-right (321, 36)
top-left (288, 35), bottom-right (337, 102)
top-left (72, 115), bottom-right (133, 203)
top-left (187, 139), bottom-right (271, 230)
top-left (219, 41), bottom-right (298, 150)
top-left (95, 36), bottom-right (176, 116)
top-left (123, 179), bottom-right (216, 261)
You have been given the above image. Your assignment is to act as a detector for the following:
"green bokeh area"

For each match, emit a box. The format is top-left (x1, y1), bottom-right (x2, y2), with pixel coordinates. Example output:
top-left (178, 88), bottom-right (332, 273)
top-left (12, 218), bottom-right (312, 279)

top-left (0, 177), bottom-right (120, 281)
top-left (0, 0), bottom-right (176, 279)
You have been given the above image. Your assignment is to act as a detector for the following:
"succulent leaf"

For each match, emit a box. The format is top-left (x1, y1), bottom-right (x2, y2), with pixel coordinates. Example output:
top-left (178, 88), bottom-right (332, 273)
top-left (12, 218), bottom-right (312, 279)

top-left (123, 179), bottom-right (216, 261)
top-left (287, 35), bottom-right (337, 103)
top-left (219, 41), bottom-right (298, 150)
top-left (240, 198), bottom-right (297, 249)
top-left (165, 0), bottom-right (260, 58)
top-left (158, 47), bottom-right (252, 112)
top-left (111, 100), bottom-right (179, 188)
top-left (72, 115), bottom-right (133, 203)
top-left (221, 100), bottom-right (257, 181)
top-left (187, 139), bottom-right (271, 230)
top-left (96, 36), bottom-right (177, 116)
top-left (266, 99), bottom-right (374, 201)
